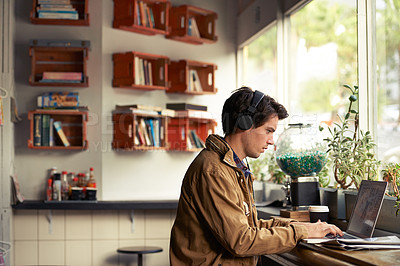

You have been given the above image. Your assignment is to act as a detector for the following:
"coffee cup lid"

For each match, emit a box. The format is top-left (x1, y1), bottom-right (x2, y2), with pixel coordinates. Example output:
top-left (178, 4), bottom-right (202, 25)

top-left (308, 205), bottom-right (329, 212)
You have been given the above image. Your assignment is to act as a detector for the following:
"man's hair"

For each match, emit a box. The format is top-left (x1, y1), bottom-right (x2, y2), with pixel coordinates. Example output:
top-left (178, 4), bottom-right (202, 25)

top-left (222, 86), bottom-right (289, 135)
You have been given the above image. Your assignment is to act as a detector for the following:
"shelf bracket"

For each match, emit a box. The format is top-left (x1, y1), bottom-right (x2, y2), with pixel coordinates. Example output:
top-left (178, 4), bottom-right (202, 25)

top-left (47, 210), bottom-right (53, 234)
top-left (130, 210), bottom-right (135, 233)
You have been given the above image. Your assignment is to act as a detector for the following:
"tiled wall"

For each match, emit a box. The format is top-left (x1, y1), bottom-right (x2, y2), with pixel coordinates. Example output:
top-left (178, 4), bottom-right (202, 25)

top-left (12, 209), bottom-right (176, 266)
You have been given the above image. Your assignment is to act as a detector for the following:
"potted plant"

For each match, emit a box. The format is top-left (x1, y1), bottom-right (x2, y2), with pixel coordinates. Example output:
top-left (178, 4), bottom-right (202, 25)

top-left (320, 84), bottom-right (381, 219)
top-left (249, 150), bottom-right (286, 203)
top-left (382, 162), bottom-right (400, 216)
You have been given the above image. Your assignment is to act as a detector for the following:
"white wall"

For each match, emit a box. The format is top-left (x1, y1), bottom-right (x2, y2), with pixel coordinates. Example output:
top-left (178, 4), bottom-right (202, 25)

top-left (13, 0), bottom-right (237, 201)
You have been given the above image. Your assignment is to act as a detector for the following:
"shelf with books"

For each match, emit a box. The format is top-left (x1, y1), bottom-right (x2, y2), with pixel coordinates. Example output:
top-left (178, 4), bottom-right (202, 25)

top-left (168, 60), bottom-right (217, 94)
top-left (167, 5), bottom-right (218, 45)
top-left (113, 0), bottom-right (170, 36)
top-left (113, 51), bottom-right (169, 91)
top-left (112, 110), bottom-right (169, 151)
top-left (29, 39), bottom-right (90, 87)
top-left (28, 110), bottom-right (88, 150)
top-left (30, 0), bottom-right (89, 26)
top-left (167, 116), bottom-right (216, 152)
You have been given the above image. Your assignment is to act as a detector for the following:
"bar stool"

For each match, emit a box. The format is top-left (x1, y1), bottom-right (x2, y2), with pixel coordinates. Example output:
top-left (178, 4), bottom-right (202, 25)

top-left (117, 246), bottom-right (163, 266)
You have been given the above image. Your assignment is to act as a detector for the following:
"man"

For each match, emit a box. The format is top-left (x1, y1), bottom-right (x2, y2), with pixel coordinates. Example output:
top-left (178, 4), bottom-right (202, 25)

top-left (170, 87), bottom-right (342, 265)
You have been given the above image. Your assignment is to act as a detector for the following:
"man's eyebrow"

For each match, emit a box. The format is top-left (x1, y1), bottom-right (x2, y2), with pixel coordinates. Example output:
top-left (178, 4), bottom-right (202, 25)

top-left (267, 126), bottom-right (276, 132)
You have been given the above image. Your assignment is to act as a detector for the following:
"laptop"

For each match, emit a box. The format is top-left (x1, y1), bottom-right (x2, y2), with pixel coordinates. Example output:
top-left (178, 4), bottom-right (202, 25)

top-left (303, 180), bottom-right (388, 243)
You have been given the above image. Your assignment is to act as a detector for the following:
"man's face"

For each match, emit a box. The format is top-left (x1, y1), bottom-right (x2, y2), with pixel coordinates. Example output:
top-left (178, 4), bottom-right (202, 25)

top-left (242, 115), bottom-right (278, 159)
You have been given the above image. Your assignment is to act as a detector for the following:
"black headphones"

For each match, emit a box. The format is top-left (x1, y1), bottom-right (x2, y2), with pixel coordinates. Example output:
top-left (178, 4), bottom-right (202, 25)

top-left (236, 90), bottom-right (265, 131)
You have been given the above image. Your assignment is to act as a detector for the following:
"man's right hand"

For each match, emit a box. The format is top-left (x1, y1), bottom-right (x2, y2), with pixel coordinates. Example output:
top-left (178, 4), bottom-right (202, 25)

top-left (291, 220), bottom-right (343, 238)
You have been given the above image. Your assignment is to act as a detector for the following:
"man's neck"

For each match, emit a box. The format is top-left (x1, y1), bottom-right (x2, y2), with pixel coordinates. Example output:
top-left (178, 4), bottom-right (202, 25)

top-left (224, 134), bottom-right (246, 161)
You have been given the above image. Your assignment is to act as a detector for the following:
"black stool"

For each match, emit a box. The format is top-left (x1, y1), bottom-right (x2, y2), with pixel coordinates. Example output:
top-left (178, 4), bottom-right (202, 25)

top-left (117, 246), bottom-right (163, 266)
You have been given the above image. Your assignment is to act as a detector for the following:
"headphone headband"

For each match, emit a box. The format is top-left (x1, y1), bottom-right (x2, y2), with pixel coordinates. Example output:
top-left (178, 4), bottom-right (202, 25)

top-left (247, 90), bottom-right (264, 114)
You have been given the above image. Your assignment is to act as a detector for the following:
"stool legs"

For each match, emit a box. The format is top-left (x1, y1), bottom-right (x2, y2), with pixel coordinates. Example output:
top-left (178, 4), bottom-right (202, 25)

top-left (138, 253), bottom-right (143, 266)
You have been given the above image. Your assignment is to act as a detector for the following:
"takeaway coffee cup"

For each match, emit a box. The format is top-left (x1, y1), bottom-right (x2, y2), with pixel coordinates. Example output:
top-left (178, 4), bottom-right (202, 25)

top-left (309, 205), bottom-right (329, 223)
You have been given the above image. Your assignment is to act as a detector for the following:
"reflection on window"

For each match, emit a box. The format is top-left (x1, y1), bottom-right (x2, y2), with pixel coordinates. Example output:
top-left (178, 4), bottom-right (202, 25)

top-left (376, 0), bottom-right (400, 163)
top-left (288, 0), bottom-right (357, 126)
top-left (240, 25), bottom-right (278, 98)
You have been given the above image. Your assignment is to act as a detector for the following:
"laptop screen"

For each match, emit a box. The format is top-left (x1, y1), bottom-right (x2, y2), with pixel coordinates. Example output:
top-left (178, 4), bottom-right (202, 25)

top-left (346, 180), bottom-right (388, 238)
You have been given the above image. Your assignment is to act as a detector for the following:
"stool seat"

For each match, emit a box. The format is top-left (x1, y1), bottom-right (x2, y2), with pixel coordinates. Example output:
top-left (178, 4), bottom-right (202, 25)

top-left (117, 246), bottom-right (163, 266)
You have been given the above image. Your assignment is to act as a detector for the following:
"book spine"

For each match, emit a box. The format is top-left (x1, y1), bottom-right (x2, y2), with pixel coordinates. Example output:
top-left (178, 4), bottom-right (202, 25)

top-left (49, 118), bottom-right (55, 146)
top-left (34, 114), bottom-right (42, 146)
top-left (53, 121), bottom-right (70, 147)
top-left (42, 72), bottom-right (82, 80)
top-left (41, 114), bottom-right (50, 146)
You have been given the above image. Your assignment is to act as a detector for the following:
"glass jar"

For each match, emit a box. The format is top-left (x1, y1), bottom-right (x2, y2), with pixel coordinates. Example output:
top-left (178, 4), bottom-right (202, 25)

top-left (275, 123), bottom-right (327, 178)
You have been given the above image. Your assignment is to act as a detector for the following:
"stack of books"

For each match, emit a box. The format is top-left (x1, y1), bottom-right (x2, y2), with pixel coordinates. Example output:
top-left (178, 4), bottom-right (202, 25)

top-left (136, 1), bottom-right (155, 28)
top-left (134, 58), bottom-right (153, 86)
top-left (36, 0), bottom-right (79, 20)
top-left (167, 102), bottom-right (213, 119)
top-left (37, 92), bottom-right (79, 109)
top-left (39, 72), bottom-right (83, 84)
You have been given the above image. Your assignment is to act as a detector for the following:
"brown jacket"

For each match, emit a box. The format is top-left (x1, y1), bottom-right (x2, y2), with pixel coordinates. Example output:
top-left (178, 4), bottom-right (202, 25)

top-left (170, 134), bottom-right (308, 265)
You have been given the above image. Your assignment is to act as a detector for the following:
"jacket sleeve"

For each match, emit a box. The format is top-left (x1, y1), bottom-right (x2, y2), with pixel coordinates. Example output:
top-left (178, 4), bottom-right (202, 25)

top-left (257, 217), bottom-right (297, 229)
top-left (192, 168), bottom-right (308, 257)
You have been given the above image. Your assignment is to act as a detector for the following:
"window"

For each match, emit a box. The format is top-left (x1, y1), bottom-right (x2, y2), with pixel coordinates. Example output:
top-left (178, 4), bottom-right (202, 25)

top-left (376, 0), bottom-right (400, 164)
top-left (288, 0), bottom-right (358, 126)
top-left (239, 25), bottom-right (278, 98)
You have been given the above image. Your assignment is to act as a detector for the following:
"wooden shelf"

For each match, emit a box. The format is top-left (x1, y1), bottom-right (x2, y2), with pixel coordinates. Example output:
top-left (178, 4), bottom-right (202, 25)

top-left (113, 0), bottom-right (170, 36)
top-left (168, 59), bottom-right (217, 94)
top-left (113, 51), bottom-right (169, 90)
top-left (30, 0), bottom-right (89, 26)
top-left (167, 5), bottom-right (218, 45)
top-left (167, 116), bottom-right (216, 151)
top-left (112, 110), bottom-right (169, 151)
top-left (29, 39), bottom-right (90, 87)
top-left (28, 109), bottom-right (88, 150)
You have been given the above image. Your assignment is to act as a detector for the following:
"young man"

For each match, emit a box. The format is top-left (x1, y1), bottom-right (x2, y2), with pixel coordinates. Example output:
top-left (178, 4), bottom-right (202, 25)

top-left (170, 87), bottom-right (342, 265)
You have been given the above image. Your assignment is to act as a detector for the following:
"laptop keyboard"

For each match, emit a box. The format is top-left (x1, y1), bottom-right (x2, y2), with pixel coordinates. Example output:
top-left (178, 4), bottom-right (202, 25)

top-left (325, 233), bottom-right (358, 239)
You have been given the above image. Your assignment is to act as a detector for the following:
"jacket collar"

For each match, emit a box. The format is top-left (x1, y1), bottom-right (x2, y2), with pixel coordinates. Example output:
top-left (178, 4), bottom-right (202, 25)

top-left (205, 134), bottom-right (238, 168)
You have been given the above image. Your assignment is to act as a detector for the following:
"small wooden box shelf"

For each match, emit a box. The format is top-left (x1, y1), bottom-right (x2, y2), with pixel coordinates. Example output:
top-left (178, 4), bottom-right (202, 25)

top-left (113, 51), bottom-right (169, 91)
top-left (112, 111), bottom-right (169, 151)
top-left (30, 0), bottom-right (89, 26)
top-left (168, 117), bottom-right (216, 152)
top-left (113, 0), bottom-right (170, 36)
top-left (168, 60), bottom-right (217, 94)
top-left (28, 110), bottom-right (88, 150)
top-left (167, 5), bottom-right (218, 45)
top-left (29, 39), bottom-right (90, 87)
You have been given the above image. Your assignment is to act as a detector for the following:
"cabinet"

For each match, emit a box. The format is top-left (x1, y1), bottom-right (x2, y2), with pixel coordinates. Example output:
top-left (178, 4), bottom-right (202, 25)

top-left (112, 111), bottom-right (169, 151)
top-left (168, 60), bottom-right (217, 94)
top-left (30, 0), bottom-right (89, 26)
top-left (167, 5), bottom-right (218, 45)
top-left (29, 39), bottom-right (90, 87)
top-left (168, 116), bottom-right (216, 152)
top-left (28, 110), bottom-right (88, 150)
top-left (113, 51), bottom-right (169, 91)
top-left (113, 0), bottom-right (170, 36)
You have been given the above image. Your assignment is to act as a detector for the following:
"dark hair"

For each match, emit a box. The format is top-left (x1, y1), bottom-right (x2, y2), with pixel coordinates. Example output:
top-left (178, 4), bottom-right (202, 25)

top-left (222, 86), bottom-right (289, 135)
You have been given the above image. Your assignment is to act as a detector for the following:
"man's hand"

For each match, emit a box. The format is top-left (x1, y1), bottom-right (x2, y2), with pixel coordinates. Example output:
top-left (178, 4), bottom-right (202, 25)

top-left (291, 220), bottom-right (343, 238)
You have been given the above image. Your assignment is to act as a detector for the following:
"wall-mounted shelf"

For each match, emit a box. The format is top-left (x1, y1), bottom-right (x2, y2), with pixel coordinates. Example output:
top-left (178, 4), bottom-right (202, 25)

top-left (112, 110), bottom-right (169, 151)
top-left (167, 5), bottom-right (218, 45)
top-left (113, 51), bottom-right (169, 91)
top-left (29, 39), bottom-right (90, 87)
top-left (28, 109), bottom-right (88, 150)
top-left (113, 0), bottom-right (170, 36)
top-left (168, 59), bottom-right (217, 94)
top-left (168, 116), bottom-right (216, 151)
top-left (30, 0), bottom-right (89, 26)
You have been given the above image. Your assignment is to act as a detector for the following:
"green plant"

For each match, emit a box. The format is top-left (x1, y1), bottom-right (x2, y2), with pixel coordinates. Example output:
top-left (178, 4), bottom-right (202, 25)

top-left (382, 162), bottom-right (400, 216)
top-left (249, 150), bottom-right (286, 184)
top-left (322, 84), bottom-right (381, 189)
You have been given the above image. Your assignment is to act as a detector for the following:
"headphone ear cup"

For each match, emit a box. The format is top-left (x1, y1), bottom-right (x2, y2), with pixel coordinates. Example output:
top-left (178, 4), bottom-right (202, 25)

top-left (237, 114), bottom-right (253, 131)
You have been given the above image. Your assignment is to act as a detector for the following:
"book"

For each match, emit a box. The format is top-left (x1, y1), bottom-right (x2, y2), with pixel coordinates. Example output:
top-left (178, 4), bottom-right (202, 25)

top-left (174, 110), bottom-right (214, 119)
top-left (149, 7), bottom-right (155, 28)
top-left (49, 118), bottom-right (55, 146)
top-left (38, 11), bottom-right (79, 20)
top-left (135, 1), bottom-right (141, 25)
top-left (147, 61), bottom-right (153, 86)
top-left (41, 114), bottom-right (50, 146)
top-left (139, 118), bottom-right (151, 146)
top-left (34, 114), bottom-right (42, 146)
top-left (138, 1), bottom-right (147, 27)
top-left (42, 72), bottom-right (82, 81)
top-left (190, 130), bottom-right (204, 148)
top-left (138, 58), bottom-right (145, 85)
top-left (145, 5), bottom-right (153, 28)
top-left (134, 56), bottom-right (140, 85)
top-left (153, 118), bottom-right (160, 147)
top-left (166, 103), bottom-right (207, 111)
top-left (115, 104), bottom-right (162, 112)
top-left (192, 70), bottom-right (203, 92)
top-left (135, 119), bottom-right (145, 145)
top-left (190, 17), bottom-right (201, 38)
top-left (146, 119), bottom-right (156, 146)
top-left (37, 92), bottom-right (79, 108)
top-left (53, 121), bottom-right (70, 147)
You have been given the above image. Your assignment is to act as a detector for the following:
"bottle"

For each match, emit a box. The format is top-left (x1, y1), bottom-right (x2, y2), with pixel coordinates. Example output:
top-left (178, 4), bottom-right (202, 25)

top-left (46, 178), bottom-right (53, 201)
top-left (87, 167), bottom-right (96, 188)
top-left (78, 172), bottom-right (86, 187)
top-left (52, 173), bottom-right (62, 201)
top-left (61, 171), bottom-right (69, 200)
top-left (68, 172), bottom-right (76, 196)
